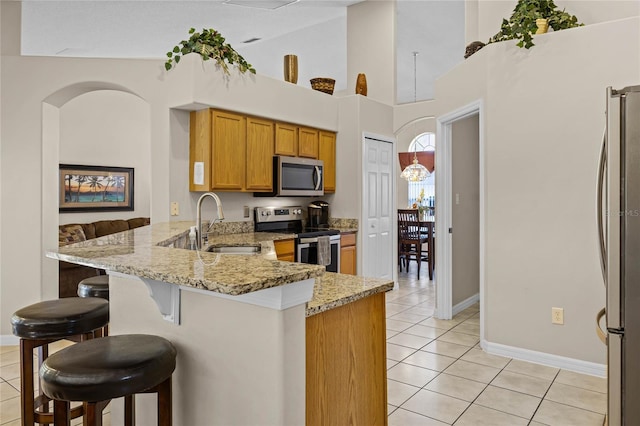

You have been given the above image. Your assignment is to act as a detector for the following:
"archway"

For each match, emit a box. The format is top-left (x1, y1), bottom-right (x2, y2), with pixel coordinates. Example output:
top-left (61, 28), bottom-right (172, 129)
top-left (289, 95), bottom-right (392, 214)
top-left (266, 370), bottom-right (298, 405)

top-left (41, 82), bottom-right (150, 300)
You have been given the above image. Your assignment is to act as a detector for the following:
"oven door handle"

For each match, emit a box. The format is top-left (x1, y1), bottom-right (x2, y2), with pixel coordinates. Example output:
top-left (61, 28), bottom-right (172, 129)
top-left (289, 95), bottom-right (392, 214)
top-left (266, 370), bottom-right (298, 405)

top-left (299, 237), bottom-right (318, 244)
top-left (298, 236), bottom-right (340, 244)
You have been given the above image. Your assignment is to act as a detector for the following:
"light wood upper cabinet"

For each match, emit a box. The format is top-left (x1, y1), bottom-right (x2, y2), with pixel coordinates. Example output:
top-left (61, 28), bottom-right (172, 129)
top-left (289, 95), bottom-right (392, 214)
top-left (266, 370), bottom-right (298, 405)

top-left (298, 127), bottom-right (319, 159)
top-left (190, 109), bottom-right (275, 192)
top-left (246, 117), bottom-right (274, 191)
top-left (189, 109), bottom-right (213, 192)
top-left (275, 123), bottom-right (298, 157)
top-left (211, 110), bottom-right (246, 190)
top-left (319, 131), bottom-right (336, 193)
top-left (190, 109), bottom-right (335, 193)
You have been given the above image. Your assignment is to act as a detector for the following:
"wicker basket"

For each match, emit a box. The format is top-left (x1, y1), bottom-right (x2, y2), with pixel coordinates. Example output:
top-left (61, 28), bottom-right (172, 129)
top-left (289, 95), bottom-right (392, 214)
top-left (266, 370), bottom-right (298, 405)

top-left (310, 78), bottom-right (335, 95)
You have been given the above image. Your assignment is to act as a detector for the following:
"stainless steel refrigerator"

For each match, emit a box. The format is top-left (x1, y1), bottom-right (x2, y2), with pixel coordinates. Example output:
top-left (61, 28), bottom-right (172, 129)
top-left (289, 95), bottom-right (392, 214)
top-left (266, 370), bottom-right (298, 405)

top-left (598, 85), bottom-right (640, 425)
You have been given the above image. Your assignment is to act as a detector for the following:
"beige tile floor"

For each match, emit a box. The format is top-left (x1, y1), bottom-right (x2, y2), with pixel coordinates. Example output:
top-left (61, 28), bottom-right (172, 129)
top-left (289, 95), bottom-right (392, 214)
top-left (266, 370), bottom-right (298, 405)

top-left (1, 264), bottom-right (606, 425)
top-left (388, 263), bottom-right (607, 425)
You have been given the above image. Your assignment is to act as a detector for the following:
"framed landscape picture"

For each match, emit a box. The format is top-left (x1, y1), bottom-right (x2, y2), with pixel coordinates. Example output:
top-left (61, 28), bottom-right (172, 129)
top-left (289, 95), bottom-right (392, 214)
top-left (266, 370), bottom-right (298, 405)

top-left (59, 164), bottom-right (134, 212)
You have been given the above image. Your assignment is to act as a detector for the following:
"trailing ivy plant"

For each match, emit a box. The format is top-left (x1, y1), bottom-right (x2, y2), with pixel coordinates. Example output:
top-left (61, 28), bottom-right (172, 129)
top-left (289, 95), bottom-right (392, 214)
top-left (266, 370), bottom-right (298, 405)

top-left (488, 0), bottom-right (582, 49)
top-left (165, 28), bottom-right (256, 74)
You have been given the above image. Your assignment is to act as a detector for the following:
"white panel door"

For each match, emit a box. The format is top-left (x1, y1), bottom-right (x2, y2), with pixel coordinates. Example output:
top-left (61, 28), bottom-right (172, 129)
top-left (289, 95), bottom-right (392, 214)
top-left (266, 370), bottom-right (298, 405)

top-left (363, 136), bottom-right (393, 279)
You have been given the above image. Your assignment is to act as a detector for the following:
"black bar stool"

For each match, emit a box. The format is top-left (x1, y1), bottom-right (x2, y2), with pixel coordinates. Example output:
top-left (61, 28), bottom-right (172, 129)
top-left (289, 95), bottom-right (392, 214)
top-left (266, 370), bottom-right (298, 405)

top-left (40, 334), bottom-right (177, 426)
top-left (11, 298), bottom-right (110, 426)
top-left (77, 275), bottom-right (110, 337)
top-left (77, 275), bottom-right (109, 300)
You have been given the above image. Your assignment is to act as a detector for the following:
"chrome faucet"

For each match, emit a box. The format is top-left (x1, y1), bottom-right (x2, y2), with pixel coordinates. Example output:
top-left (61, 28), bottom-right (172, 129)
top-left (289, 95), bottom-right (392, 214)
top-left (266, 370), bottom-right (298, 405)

top-left (195, 192), bottom-right (225, 250)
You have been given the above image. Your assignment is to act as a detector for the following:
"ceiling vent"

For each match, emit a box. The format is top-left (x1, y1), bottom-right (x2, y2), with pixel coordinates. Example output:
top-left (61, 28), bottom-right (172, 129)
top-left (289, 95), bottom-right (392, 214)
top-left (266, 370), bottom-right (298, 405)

top-left (223, 0), bottom-right (298, 10)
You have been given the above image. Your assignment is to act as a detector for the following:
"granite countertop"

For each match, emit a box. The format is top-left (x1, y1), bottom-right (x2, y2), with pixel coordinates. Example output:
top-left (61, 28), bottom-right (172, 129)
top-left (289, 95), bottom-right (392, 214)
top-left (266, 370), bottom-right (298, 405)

top-left (48, 221), bottom-right (391, 315)
top-left (307, 273), bottom-right (393, 316)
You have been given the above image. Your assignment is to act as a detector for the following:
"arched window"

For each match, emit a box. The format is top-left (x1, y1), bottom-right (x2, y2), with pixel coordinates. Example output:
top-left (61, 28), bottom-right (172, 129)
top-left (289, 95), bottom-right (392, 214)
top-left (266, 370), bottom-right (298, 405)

top-left (407, 133), bottom-right (435, 214)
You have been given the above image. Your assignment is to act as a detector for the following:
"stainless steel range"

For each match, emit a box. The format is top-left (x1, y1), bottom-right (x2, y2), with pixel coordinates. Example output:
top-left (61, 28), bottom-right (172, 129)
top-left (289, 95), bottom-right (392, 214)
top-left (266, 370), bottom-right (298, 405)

top-left (254, 206), bottom-right (340, 272)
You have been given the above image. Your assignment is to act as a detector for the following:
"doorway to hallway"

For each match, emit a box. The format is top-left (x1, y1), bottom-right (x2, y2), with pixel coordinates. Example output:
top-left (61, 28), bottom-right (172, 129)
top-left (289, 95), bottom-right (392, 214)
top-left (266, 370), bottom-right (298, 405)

top-left (435, 100), bottom-right (484, 336)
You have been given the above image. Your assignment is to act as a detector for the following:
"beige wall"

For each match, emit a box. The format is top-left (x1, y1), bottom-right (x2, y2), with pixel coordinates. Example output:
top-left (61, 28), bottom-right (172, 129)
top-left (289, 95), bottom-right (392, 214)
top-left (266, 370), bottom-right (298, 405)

top-left (437, 17), bottom-right (640, 363)
top-left (467, 0), bottom-right (640, 44)
top-left (58, 90), bottom-right (151, 224)
top-left (0, 1), bottom-right (19, 56)
top-left (451, 114), bottom-right (480, 306)
top-left (347, 0), bottom-right (395, 105)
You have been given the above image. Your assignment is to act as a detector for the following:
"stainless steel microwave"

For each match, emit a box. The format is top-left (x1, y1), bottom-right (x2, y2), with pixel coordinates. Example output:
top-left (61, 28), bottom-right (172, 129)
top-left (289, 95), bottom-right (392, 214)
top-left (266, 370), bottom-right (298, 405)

top-left (256, 156), bottom-right (324, 197)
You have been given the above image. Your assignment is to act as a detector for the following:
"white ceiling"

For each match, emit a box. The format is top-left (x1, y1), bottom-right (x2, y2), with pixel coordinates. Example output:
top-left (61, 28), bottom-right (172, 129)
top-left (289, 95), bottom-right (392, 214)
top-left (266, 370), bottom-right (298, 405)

top-left (20, 0), bottom-right (465, 104)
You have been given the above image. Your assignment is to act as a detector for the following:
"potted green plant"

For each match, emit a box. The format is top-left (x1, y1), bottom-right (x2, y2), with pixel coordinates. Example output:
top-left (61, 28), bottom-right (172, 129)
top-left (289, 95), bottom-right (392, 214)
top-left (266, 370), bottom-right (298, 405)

top-left (488, 0), bottom-right (582, 49)
top-left (165, 28), bottom-right (256, 75)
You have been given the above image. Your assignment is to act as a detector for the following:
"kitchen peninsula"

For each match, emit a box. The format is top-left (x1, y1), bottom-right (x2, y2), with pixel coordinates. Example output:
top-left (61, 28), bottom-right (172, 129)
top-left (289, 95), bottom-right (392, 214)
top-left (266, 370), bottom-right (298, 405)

top-left (47, 222), bottom-right (392, 425)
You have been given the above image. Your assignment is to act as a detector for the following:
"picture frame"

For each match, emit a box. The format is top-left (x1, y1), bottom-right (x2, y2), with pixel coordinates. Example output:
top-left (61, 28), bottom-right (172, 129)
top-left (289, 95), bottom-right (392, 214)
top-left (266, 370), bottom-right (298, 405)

top-left (59, 164), bottom-right (134, 212)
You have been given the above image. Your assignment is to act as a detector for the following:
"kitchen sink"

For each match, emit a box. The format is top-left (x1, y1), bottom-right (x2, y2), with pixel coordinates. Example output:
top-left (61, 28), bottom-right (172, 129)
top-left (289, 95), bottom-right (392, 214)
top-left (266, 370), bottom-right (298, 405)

top-left (205, 245), bottom-right (261, 254)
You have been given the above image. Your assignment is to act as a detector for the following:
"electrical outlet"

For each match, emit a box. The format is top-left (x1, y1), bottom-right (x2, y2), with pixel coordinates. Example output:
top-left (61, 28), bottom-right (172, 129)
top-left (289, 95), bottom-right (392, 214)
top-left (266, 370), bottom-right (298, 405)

top-left (243, 206), bottom-right (250, 218)
top-left (552, 307), bottom-right (564, 325)
top-left (170, 202), bottom-right (179, 216)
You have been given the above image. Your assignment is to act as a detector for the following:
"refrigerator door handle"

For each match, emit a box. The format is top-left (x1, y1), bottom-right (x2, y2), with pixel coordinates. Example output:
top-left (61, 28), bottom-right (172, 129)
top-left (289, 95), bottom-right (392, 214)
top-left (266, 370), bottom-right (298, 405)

top-left (606, 86), bottom-right (622, 330)
top-left (596, 307), bottom-right (607, 345)
top-left (597, 128), bottom-right (607, 285)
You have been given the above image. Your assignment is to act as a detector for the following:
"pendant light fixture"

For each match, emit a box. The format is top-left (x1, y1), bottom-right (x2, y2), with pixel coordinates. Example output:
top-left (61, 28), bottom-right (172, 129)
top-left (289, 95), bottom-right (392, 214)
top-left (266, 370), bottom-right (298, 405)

top-left (401, 56), bottom-right (430, 182)
top-left (401, 149), bottom-right (430, 182)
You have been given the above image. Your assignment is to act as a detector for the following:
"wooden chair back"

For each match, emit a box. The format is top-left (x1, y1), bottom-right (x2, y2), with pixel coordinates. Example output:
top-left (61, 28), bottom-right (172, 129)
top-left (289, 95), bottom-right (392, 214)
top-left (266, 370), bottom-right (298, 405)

top-left (398, 209), bottom-right (422, 241)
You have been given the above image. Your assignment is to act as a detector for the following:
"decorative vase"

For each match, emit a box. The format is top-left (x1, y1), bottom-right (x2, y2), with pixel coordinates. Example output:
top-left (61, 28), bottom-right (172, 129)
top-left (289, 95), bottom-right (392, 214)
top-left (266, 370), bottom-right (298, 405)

top-left (535, 18), bottom-right (549, 34)
top-left (355, 73), bottom-right (367, 96)
top-left (283, 54), bottom-right (298, 84)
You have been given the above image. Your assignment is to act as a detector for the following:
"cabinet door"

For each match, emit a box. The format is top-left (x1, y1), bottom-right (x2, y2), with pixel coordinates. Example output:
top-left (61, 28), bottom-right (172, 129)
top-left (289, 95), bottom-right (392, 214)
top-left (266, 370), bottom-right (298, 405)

top-left (189, 109), bottom-right (212, 191)
top-left (319, 131), bottom-right (336, 193)
top-left (275, 123), bottom-right (298, 156)
top-left (340, 233), bottom-right (357, 275)
top-left (298, 127), bottom-right (319, 159)
top-left (274, 239), bottom-right (295, 262)
top-left (246, 117), bottom-right (274, 191)
top-left (211, 110), bottom-right (246, 190)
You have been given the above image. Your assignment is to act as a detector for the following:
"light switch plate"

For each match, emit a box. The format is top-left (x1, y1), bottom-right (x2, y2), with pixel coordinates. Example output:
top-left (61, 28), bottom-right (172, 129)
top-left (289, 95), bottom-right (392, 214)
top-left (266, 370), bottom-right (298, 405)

top-left (243, 206), bottom-right (250, 218)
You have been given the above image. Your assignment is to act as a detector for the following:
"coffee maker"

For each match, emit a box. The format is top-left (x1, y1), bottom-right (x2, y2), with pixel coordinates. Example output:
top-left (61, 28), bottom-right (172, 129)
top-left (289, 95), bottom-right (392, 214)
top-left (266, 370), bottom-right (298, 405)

top-left (308, 200), bottom-right (330, 229)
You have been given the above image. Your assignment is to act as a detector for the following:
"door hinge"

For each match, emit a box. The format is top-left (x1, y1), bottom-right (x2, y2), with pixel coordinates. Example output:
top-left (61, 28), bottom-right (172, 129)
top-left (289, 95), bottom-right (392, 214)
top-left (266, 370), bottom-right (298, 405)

top-left (449, 227), bottom-right (453, 234)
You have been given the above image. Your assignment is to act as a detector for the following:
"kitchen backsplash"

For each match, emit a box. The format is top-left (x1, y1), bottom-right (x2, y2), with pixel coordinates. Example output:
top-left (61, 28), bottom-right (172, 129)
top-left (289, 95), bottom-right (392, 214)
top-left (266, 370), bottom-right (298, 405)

top-left (208, 220), bottom-right (254, 235)
top-left (329, 218), bottom-right (358, 230)
top-left (205, 218), bottom-right (359, 237)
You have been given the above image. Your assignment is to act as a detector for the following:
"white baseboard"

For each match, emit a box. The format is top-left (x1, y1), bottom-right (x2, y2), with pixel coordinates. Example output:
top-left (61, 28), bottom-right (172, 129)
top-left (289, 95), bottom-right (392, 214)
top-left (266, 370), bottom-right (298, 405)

top-left (483, 339), bottom-right (606, 378)
top-left (1, 335), bottom-right (20, 346)
top-left (452, 293), bottom-right (480, 316)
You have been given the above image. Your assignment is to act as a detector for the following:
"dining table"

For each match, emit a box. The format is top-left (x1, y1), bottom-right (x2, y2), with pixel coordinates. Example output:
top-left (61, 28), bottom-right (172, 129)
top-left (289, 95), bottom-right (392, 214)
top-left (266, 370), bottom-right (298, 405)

top-left (419, 215), bottom-right (435, 280)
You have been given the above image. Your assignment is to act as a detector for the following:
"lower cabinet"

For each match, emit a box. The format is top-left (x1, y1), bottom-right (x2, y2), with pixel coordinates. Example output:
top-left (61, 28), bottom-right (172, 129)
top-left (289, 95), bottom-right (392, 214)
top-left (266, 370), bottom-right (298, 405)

top-left (340, 232), bottom-right (357, 275)
top-left (274, 238), bottom-right (295, 262)
top-left (306, 292), bottom-right (387, 425)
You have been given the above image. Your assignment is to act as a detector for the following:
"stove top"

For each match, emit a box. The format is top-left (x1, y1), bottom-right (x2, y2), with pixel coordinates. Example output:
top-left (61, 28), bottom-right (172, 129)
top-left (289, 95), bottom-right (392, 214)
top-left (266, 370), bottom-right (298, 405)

top-left (254, 206), bottom-right (339, 238)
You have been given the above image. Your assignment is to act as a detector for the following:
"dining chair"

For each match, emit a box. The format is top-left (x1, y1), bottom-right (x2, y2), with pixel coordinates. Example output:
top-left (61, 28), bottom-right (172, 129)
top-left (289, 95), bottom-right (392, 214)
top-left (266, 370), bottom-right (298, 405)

top-left (397, 209), bottom-right (429, 275)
